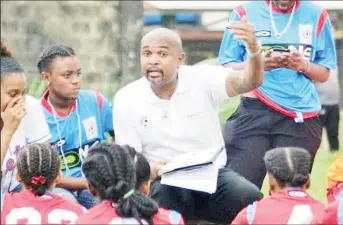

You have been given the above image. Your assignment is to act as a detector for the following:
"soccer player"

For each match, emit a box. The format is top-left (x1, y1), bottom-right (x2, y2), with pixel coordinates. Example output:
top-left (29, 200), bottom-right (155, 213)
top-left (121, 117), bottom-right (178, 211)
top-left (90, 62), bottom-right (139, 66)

top-left (36, 45), bottom-right (114, 208)
top-left (327, 154), bottom-right (343, 203)
top-left (113, 23), bottom-right (264, 223)
top-left (232, 147), bottom-right (325, 224)
top-left (1, 143), bottom-right (84, 224)
top-left (75, 143), bottom-right (184, 225)
top-left (1, 43), bottom-right (51, 196)
top-left (218, 0), bottom-right (337, 189)
top-left (315, 199), bottom-right (343, 225)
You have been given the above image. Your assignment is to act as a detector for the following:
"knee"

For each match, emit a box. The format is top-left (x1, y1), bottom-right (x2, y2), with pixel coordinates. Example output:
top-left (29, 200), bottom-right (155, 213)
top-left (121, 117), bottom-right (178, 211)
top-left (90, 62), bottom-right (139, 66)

top-left (219, 169), bottom-right (263, 204)
top-left (77, 189), bottom-right (98, 209)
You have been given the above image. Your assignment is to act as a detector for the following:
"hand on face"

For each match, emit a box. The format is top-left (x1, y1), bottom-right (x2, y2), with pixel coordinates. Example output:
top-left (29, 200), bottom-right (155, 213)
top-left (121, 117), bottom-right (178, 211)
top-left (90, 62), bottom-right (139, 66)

top-left (1, 96), bottom-right (26, 135)
top-left (227, 16), bottom-right (260, 54)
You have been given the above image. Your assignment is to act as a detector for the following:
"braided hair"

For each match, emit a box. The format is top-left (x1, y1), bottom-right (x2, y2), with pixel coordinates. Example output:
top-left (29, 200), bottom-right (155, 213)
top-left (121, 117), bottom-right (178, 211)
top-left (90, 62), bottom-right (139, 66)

top-left (264, 147), bottom-right (311, 188)
top-left (125, 145), bottom-right (151, 190)
top-left (16, 143), bottom-right (60, 196)
top-left (1, 42), bottom-right (25, 79)
top-left (36, 44), bottom-right (75, 73)
top-left (82, 144), bottom-right (159, 225)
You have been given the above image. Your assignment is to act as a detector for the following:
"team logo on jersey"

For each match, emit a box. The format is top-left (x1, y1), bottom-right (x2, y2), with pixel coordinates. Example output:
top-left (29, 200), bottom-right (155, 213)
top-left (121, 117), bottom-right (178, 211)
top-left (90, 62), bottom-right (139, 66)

top-left (58, 139), bottom-right (100, 170)
top-left (299, 24), bottom-right (313, 45)
top-left (59, 151), bottom-right (81, 170)
top-left (140, 116), bottom-right (151, 128)
top-left (83, 116), bottom-right (98, 140)
top-left (5, 157), bottom-right (16, 172)
top-left (261, 44), bottom-right (313, 61)
top-left (255, 30), bottom-right (271, 37)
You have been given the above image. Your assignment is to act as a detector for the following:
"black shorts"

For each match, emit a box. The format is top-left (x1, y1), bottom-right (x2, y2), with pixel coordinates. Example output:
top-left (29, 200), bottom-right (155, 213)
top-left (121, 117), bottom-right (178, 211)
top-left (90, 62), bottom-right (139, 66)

top-left (223, 97), bottom-right (322, 188)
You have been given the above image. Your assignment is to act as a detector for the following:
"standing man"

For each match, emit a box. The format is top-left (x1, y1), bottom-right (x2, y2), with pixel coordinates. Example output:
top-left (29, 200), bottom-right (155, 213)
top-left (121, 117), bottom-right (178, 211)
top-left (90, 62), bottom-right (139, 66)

top-left (113, 18), bottom-right (264, 224)
top-left (218, 0), bottom-right (337, 188)
top-left (315, 68), bottom-right (340, 153)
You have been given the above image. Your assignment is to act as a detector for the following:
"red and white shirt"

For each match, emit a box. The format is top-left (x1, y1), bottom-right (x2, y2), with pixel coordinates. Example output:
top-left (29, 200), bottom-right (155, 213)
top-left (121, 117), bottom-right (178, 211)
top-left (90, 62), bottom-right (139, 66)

top-left (1, 189), bottom-right (84, 224)
top-left (76, 200), bottom-right (184, 224)
top-left (232, 188), bottom-right (325, 224)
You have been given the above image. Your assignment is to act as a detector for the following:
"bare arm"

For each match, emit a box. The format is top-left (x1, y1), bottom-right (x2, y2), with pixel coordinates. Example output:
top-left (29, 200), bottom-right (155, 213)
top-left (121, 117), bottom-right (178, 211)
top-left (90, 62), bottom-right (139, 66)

top-left (57, 175), bottom-right (88, 190)
top-left (225, 53), bottom-right (263, 97)
top-left (286, 51), bottom-right (330, 83)
top-left (299, 61), bottom-right (330, 83)
top-left (224, 49), bottom-right (278, 71)
top-left (223, 61), bottom-right (247, 70)
top-left (1, 131), bottom-right (14, 166)
top-left (224, 16), bottom-right (264, 97)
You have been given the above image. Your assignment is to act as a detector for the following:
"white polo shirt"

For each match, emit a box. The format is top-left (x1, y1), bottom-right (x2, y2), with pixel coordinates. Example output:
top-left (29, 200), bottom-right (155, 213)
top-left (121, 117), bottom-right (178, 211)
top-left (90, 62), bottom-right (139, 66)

top-left (113, 65), bottom-right (232, 165)
top-left (1, 95), bottom-right (51, 193)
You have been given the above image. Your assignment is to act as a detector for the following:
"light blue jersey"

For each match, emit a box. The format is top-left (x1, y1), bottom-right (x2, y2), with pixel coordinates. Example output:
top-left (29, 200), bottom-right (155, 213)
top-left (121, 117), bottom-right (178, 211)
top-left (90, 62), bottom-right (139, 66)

top-left (218, 1), bottom-right (337, 115)
top-left (41, 90), bottom-right (114, 178)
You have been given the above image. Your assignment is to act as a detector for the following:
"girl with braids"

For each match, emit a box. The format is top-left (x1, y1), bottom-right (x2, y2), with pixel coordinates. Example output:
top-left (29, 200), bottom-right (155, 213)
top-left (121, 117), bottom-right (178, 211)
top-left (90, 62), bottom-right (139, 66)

top-left (232, 147), bottom-right (325, 224)
top-left (1, 42), bottom-right (51, 196)
top-left (126, 145), bottom-right (184, 224)
top-left (1, 143), bottom-right (84, 224)
top-left (36, 44), bottom-right (114, 209)
top-left (76, 143), bottom-right (184, 225)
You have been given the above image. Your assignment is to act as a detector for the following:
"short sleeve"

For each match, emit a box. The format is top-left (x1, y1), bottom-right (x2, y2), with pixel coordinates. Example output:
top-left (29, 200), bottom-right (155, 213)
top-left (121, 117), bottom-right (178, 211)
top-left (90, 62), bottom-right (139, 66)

top-left (113, 91), bottom-right (143, 153)
top-left (231, 206), bottom-right (249, 224)
top-left (191, 65), bottom-right (232, 106)
top-left (314, 10), bottom-right (337, 70)
top-left (217, 8), bottom-right (247, 65)
top-left (24, 95), bottom-right (51, 144)
top-left (94, 91), bottom-right (114, 133)
top-left (320, 201), bottom-right (341, 225)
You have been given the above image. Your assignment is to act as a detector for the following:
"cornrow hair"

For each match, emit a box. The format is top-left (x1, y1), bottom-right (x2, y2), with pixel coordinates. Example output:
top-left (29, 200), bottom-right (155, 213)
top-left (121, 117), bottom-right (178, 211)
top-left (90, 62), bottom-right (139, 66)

top-left (1, 42), bottom-right (24, 79)
top-left (125, 145), bottom-right (151, 190)
top-left (36, 44), bottom-right (75, 74)
top-left (264, 147), bottom-right (311, 188)
top-left (82, 144), bottom-right (159, 225)
top-left (16, 143), bottom-right (60, 196)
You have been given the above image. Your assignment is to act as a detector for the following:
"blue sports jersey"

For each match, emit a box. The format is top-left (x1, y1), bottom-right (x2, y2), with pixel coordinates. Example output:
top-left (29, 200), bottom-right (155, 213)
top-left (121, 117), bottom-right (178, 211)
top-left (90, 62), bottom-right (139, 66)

top-left (41, 90), bottom-right (114, 178)
top-left (218, 0), bottom-right (337, 114)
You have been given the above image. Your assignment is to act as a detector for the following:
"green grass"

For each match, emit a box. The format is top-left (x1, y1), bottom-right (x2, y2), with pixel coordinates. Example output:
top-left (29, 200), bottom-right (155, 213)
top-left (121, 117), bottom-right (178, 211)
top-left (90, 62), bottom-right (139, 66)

top-left (219, 98), bottom-right (342, 203)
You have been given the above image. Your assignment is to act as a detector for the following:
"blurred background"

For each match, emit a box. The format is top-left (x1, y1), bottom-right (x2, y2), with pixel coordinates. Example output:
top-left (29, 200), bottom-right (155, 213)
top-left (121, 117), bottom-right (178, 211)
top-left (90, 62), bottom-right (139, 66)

top-left (1, 0), bottom-right (342, 201)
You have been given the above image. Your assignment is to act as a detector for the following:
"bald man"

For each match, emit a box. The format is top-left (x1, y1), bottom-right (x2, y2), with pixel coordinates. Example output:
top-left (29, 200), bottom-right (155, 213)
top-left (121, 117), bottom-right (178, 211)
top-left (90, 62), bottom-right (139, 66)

top-left (113, 21), bottom-right (263, 224)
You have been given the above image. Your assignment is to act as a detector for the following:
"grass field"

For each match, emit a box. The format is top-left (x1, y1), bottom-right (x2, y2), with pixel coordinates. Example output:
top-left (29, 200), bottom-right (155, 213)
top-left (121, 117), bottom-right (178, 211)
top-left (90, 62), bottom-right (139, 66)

top-left (219, 97), bottom-right (342, 203)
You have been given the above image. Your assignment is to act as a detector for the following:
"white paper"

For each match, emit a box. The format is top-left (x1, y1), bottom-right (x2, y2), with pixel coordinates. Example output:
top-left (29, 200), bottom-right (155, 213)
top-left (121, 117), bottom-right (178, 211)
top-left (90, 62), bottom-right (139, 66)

top-left (159, 147), bottom-right (224, 175)
top-left (161, 163), bottom-right (219, 194)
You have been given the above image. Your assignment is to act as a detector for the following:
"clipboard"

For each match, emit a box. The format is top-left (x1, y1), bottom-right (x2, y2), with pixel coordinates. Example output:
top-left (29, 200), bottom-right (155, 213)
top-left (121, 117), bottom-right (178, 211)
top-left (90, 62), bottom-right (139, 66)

top-left (159, 147), bottom-right (224, 176)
